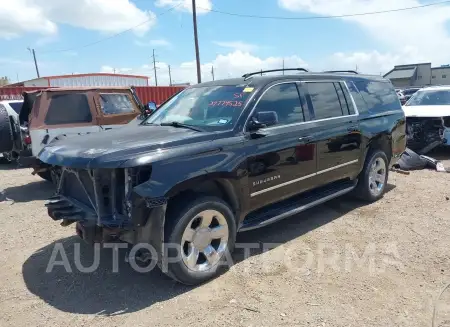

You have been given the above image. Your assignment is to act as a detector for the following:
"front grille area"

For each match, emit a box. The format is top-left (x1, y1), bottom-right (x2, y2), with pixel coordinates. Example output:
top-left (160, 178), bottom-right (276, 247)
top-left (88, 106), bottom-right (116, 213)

top-left (48, 165), bottom-right (154, 227)
top-left (59, 168), bottom-right (128, 225)
top-left (63, 170), bottom-right (96, 209)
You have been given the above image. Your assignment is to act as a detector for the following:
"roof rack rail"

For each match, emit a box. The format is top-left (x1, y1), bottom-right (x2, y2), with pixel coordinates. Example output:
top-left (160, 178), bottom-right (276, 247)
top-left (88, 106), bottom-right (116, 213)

top-left (242, 68), bottom-right (309, 79)
top-left (323, 70), bottom-right (359, 74)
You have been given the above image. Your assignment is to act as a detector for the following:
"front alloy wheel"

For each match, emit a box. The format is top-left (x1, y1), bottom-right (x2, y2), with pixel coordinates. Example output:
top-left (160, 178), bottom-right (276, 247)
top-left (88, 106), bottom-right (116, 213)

top-left (181, 209), bottom-right (229, 272)
top-left (164, 196), bottom-right (236, 285)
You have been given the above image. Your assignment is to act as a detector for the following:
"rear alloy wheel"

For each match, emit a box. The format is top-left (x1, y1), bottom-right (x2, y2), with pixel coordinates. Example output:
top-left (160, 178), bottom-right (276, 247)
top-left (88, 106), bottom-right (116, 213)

top-left (164, 196), bottom-right (236, 285)
top-left (368, 157), bottom-right (387, 197)
top-left (354, 150), bottom-right (389, 202)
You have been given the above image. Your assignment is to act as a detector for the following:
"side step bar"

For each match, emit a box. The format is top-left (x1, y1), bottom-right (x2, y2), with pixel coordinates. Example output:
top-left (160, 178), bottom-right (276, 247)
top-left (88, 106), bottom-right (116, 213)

top-left (239, 181), bottom-right (357, 232)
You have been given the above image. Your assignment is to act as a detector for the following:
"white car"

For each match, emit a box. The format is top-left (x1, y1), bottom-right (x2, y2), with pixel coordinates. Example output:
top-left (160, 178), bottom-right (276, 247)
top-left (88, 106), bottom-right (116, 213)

top-left (0, 100), bottom-right (22, 120)
top-left (402, 86), bottom-right (450, 153)
top-left (0, 100), bottom-right (23, 163)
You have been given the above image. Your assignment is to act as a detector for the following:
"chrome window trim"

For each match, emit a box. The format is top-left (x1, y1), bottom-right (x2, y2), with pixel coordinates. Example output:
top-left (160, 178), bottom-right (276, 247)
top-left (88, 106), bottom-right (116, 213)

top-left (243, 79), bottom-right (360, 133)
top-left (243, 80), bottom-right (304, 133)
top-left (342, 81), bottom-right (360, 116)
top-left (250, 159), bottom-right (359, 197)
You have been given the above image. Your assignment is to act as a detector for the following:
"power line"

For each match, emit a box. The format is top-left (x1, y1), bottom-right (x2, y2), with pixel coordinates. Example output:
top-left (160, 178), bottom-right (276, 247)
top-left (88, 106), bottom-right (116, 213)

top-left (40, 3), bottom-right (181, 54)
top-left (200, 0), bottom-right (450, 20)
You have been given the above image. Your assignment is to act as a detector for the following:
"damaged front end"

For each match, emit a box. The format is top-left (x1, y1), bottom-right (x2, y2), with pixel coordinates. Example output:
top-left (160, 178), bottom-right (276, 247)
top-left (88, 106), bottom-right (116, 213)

top-left (45, 166), bottom-right (167, 257)
top-left (405, 117), bottom-right (448, 154)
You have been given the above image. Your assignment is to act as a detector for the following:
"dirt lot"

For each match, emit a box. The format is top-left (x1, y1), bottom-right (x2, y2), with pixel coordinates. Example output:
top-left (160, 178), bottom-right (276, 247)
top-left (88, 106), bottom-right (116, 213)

top-left (0, 152), bottom-right (450, 327)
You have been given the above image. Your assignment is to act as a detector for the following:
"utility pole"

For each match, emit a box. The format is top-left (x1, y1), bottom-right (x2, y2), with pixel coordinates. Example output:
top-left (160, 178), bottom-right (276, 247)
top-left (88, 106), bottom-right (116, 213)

top-left (211, 65), bottom-right (215, 81)
top-left (282, 59), bottom-right (285, 75)
top-left (27, 48), bottom-right (40, 78)
top-left (152, 49), bottom-right (158, 86)
top-left (168, 65), bottom-right (172, 86)
top-left (192, 0), bottom-right (201, 83)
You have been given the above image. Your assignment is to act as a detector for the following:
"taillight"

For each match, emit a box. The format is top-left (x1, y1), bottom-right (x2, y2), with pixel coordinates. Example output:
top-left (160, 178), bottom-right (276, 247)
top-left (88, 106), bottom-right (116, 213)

top-left (24, 135), bottom-right (32, 145)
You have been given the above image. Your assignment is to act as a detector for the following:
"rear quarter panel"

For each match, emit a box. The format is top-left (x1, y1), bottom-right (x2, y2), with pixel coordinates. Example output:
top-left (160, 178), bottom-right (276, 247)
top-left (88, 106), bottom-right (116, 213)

top-left (346, 77), bottom-right (406, 169)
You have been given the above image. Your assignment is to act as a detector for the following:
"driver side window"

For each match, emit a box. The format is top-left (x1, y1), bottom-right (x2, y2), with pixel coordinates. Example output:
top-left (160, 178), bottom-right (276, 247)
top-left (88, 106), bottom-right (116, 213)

top-left (253, 83), bottom-right (305, 127)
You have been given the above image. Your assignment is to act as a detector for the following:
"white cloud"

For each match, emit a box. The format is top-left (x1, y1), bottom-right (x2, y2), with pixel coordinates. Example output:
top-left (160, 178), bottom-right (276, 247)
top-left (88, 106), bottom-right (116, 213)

top-left (279, 0), bottom-right (450, 72)
top-left (134, 39), bottom-right (172, 47)
top-left (0, 0), bottom-right (156, 39)
top-left (155, 0), bottom-right (212, 14)
top-left (0, 1), bottom-right (57, 39)
top-left (325, 47), bottom-right (424, 75)
top-left (213, 41), bottom-right (259, 53)
top-left (101, 50), bottom-right (307, 85)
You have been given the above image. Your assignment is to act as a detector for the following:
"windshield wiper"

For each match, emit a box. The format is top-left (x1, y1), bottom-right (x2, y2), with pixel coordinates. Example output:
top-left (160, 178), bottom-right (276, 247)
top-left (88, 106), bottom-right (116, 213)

top-left (160, 121), bottom-right (204, 132)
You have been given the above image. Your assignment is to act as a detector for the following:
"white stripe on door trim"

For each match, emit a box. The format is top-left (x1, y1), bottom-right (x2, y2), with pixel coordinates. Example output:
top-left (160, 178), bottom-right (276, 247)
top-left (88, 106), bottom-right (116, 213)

top-left (250, 159), bottom-right (358, 197)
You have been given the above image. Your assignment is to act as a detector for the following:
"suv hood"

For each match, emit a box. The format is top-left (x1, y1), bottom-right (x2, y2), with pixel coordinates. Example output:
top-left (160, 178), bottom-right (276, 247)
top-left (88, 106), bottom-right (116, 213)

top-left (38, 124), bottom-right (217, 168)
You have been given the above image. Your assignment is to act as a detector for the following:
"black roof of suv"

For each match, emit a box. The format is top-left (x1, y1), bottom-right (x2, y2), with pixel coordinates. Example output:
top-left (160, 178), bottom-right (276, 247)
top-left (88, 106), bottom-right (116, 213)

top-left (41, 68), bottom-right (406, 285)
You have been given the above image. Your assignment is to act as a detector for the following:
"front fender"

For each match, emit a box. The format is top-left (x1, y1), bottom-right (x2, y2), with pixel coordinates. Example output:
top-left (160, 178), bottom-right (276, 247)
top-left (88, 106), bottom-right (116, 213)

top-left (133, 136), bottom-right (246, 200)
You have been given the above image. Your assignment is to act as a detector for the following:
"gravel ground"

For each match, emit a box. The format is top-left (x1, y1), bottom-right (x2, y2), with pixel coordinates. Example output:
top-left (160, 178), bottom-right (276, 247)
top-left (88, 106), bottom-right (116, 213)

top-left (0, 151), bottom-right (450, 327)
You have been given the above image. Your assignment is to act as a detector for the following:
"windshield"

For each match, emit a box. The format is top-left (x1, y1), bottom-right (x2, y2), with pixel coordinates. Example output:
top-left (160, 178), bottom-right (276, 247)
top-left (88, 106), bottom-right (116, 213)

top-left (9, 102), bottom-right (23, 114)
top-left (405, 89), bottom-right (450, 106)
top-left (143, 85), bottom-right (254, 131)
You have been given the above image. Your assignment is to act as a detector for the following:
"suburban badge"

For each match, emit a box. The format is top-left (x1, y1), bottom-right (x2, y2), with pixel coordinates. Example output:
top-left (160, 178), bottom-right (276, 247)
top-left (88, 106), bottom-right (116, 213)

top-left (253, 175), bottom-right (281, 186)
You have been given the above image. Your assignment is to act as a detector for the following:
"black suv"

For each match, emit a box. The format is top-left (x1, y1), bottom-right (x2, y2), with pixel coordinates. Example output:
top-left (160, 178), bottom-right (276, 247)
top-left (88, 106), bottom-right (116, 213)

top-left (41, 68), bottom-right (406, 284)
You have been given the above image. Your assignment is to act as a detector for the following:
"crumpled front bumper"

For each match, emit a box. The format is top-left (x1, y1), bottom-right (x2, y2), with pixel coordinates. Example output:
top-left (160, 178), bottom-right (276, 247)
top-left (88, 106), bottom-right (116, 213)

top-left (406, 117), bottom-right (447, 153)
top-left (45, 166), bottom-right (167, 253)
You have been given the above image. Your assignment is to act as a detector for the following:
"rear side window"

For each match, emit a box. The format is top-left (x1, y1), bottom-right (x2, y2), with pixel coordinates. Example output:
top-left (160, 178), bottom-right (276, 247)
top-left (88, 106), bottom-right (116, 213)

top-left (305, 82), bottom-right (344, 120)
top-left (353, 80), bottom-right (401, 112)
top-left (100, 94), bottom-right (135, 115)
top-left (346, 81), bottom-right (367, 114)
top-left (253, 83), bottom-right (305, 126)
top-left (334, 82), bottom-right (351, 115)
top-left (45, 94), bottom-right (92, 125)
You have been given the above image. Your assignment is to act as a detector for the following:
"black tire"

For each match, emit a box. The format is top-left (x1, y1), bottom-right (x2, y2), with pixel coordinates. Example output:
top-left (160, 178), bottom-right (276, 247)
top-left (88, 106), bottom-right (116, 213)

top-left (0, 106), bottom-right (14, 153)
top-left (354, 150), bottom-right (389, 202)
top-left (37, 170), bottom-right (52, 182)
top-left (163, 196), bottom-right (237, 285)
top-left (0, 152), bottom-right (12, 164)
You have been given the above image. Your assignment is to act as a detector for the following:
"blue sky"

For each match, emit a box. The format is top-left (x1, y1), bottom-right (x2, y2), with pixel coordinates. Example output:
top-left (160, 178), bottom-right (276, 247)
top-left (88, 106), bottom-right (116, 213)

top-left (1, 0), bottom-right (450, 84)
